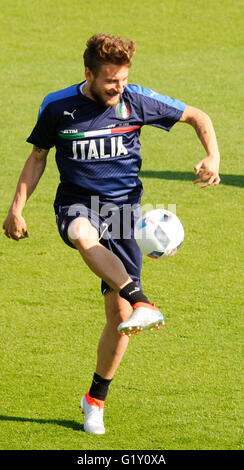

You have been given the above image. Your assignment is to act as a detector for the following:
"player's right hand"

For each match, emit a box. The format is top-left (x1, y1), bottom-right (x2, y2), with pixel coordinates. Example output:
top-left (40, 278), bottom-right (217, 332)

top-left (2, 212), bottom-right (29, 241)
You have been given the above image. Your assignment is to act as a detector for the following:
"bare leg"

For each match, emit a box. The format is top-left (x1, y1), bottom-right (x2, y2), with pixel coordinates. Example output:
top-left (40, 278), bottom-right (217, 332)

top-left (96, 291), bottom-right (131, 379)
top-left (68, 217), bottom-right (132, 291)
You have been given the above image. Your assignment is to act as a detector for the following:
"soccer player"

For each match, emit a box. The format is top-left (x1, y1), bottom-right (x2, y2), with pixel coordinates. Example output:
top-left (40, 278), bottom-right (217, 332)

top-left (3, 33), bottom-right (220, 434)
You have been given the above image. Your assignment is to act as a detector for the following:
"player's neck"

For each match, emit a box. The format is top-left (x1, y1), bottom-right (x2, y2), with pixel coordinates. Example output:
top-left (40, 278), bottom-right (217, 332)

top-left (80, 81), bottom-right (87, 95)
top-left (82, 81), bottom-right (95, 102)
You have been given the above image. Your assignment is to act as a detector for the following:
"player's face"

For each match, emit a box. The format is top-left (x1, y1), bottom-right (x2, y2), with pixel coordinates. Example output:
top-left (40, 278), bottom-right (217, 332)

top-left (84, 63), bottom-right (129, 107)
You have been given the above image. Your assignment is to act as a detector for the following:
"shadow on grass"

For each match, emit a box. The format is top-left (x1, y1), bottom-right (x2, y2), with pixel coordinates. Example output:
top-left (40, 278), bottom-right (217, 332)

top-left (0, 414), bottom-right (84, 432)
top-left (139, 171), bottom-right (244, 188)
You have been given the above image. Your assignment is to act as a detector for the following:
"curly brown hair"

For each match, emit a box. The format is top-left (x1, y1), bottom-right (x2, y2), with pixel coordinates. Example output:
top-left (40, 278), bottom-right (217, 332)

top-left (83, 33), bottom-right (136, 75)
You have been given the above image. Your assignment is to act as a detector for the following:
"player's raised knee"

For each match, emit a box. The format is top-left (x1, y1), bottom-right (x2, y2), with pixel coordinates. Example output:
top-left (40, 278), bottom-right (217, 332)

top-left (67, 217), bottom-right (98, 250)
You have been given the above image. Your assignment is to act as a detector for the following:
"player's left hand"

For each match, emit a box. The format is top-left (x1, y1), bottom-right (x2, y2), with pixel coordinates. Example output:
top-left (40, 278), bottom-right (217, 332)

top-left (194, 154), bottom-right (220, 188)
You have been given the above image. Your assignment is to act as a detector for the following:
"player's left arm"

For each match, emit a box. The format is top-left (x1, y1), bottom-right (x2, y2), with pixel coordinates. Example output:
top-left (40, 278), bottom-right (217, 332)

top-left (179, 105), bottom-right (220, 188)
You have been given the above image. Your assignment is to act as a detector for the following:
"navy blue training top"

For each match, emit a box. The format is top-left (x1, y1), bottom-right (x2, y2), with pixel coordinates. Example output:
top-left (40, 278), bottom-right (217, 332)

top-left (27, 82), bottom-right (186, 210)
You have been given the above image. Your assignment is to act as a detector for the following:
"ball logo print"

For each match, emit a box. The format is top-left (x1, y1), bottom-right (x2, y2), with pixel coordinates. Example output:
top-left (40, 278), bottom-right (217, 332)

top-left (134, 209), bottom-right (184, 259)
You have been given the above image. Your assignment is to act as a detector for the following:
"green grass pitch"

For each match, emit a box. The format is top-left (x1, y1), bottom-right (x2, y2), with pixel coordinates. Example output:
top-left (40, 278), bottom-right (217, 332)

top-left (0, 0), bottom-right (243, 451)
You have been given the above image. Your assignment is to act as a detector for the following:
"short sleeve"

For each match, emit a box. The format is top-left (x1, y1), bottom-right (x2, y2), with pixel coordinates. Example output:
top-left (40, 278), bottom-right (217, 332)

top-left (125, 84), bottom-right (186, 131)
top-left (26, 102), bottom-right (57, 149)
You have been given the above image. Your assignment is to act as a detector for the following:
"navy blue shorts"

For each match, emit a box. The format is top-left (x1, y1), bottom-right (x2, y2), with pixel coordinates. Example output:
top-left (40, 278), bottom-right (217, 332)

top-left (55, 199), bottom-right (143, 295)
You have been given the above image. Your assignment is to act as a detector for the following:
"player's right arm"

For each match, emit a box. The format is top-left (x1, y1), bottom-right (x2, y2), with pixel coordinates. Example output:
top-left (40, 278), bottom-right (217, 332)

top-left (3, 146), bottom-right (49, 241)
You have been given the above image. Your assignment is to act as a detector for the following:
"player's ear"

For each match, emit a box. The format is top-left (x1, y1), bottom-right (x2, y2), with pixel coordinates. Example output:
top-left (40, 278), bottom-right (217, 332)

top-left (85, 67), bottom-right (93, 82)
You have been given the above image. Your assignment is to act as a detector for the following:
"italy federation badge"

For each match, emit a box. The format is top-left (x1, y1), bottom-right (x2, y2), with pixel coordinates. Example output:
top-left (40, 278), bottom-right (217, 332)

top-left (116, 100), bottom-right (131, 119)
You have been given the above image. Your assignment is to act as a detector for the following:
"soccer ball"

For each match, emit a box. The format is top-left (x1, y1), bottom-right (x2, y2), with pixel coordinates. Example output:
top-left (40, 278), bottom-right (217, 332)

top-left (134, 209), bottom-right (184, 258)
